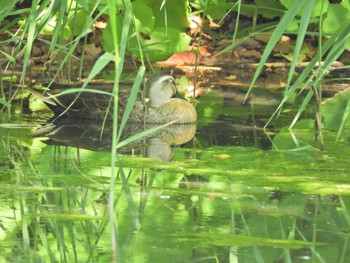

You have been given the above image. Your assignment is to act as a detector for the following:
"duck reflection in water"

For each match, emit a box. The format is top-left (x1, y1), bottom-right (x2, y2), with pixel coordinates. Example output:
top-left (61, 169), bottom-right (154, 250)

top-left (30, 119), bottom-right (196, 162)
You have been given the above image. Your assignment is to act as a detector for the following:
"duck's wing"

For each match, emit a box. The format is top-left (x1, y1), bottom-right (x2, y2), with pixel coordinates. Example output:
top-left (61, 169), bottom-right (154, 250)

top-left (29, 84), bottom-right (115, 117)
top-left (30, 83), bottom-right (142, 120)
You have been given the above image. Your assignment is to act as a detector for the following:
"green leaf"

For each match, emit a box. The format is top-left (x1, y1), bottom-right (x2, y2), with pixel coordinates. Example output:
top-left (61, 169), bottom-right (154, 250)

top-left (0, 50), bottom-right (15, 62)
top-left (142, 28), bottom-right (191, 60)
top-left (132, 1), bottom-right (155, 34)
top-left (102, 0), bottom-right (191, 60)
top-left (68, 10), bottom-right (92, 37)
top-left (84, 52), bottom-right (116, 85)
top-left (256, 0), bottom-right (286, 18)
top-left (191, 0), bottom-right (284, 19)
top-left (152, 0), bottom-right (190, 29)
top-left (322, 91), bottom-right (350, 131)
top-left (191, 0), bottom-right (235, 20)
top-left (323, 1), bottom-right (350, 36)
top-left (0, 0), bottom-right (17, 20)
top-left (280, 0), bottom-right (329, 18)
top-left (0, 98), bottom-right (10, 106)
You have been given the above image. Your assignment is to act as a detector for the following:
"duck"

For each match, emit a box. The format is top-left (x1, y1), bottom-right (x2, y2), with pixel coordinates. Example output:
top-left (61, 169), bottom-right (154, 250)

top-left (30, 73), bottom-right (197, 124)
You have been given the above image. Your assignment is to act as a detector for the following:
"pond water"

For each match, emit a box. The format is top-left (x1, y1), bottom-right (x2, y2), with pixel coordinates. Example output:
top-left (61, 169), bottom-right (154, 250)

top-left (1, 82), bottom-right (350, 263)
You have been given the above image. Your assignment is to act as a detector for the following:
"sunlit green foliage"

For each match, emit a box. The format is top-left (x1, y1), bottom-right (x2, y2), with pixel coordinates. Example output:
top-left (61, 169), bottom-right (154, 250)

top-left (323, 1), bottom-right (350, 38)
top-left (191, 0), bottom-right (285, 19)
top-left (280, 0), bottom-right (329, 18)
top-left (102, 0), bottom-right (191, 60)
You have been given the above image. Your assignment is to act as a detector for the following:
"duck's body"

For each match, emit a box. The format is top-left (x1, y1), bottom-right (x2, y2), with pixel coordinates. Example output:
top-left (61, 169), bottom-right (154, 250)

top-left (30, 73), bottom-right (197, 124)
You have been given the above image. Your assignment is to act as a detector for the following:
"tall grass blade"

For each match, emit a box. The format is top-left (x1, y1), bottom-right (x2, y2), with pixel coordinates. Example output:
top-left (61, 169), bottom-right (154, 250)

top-left (0, 50), bottom-right (15, 62)
top-left (117, 2), bottom-right (132, 78)
top-left (265, 20), bottom-right (350, 128)
top-left (119, 168), bottom-right (140, 231)
top-left (117, 66), bottom-right (145, 142)
top-left (52, 52), bottom-right (115, 119)
top-left (19, 193), bottom-right (30, 251)
top-left (20, 0), bottom-right (38, 84)
top-left (214, 22), bottom-right (277, 58)
top-left (51, 88), bottom-right (113, 97)
top-left (289, 89), bottom-right (314, 128)
top-left (35, 0), bottom-right (59, 33)
top-left (86, 53), bottom-right (117, 84)
top-left (115, 121), bottom-right (177, 150)
top-left (0, 1), bottom-right (17, 21)
top-left (215, 33), bottom-right (254, 57)
top-left (34, 1), bottom-right (61, 56)
top-left (46, 1), bottom-right (68, 58)
top-left (247, 0), bottom-right (304, 101)
top-left (295, 21), bottom-right (350, 91)
top-left (106, 0), bottom-right (123, 259)
top-left (289, 23), bottom-right (350, 129)
top-left (286, 0), bottom-right (314, 88)
top-left (0, 98), bottom-right (10, 106)
top-left (109, 0), bottom-right (133, 140)
top-left (46, 5), bottom-right (108, 85)
top-left (336, 98), bottom-right (350, 142)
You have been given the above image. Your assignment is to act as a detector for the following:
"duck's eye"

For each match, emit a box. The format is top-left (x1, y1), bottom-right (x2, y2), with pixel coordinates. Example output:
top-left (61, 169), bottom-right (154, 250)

top-left (169, 78), bottom-right (175, 85)
top-left (162, 78), bottom-right (174, 86)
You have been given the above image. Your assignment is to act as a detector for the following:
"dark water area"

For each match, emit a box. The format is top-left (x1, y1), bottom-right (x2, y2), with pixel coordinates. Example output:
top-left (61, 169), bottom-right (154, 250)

top-left (1, 76), bottom-right (350, 263)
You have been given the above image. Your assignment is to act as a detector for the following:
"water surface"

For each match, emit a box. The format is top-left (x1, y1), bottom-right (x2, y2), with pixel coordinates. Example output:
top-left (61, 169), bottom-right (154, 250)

top-left (0, 84), bottom-right (349, 263)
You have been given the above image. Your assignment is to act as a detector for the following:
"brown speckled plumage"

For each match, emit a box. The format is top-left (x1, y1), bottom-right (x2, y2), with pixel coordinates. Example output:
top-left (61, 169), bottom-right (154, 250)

top-left (30, 73), bottom-right (197, 124)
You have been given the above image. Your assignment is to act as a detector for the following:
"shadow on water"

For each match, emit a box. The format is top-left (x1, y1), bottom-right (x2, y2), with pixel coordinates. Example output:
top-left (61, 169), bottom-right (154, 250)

top-left (1, 74), bottom-right (350, 262)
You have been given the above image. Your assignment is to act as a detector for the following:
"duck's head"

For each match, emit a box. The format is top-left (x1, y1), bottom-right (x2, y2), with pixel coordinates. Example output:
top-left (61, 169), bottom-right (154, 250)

top-left (145, 73), bottom-right (176, 107)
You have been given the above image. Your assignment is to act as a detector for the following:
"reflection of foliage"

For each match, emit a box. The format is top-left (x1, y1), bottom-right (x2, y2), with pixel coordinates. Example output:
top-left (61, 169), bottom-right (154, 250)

top-left (190, 0), bottom-right (286, 20)
top-left (196, 90), bottom-right (225, 124)
top-left (133, 0), bottom-right (190, 30)
top-left (196, 90), bottom-right (252, 126)
top-left (322, 91), bottom-right (350, 131)
top-left (1, 127), bottom-right (350, 261)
